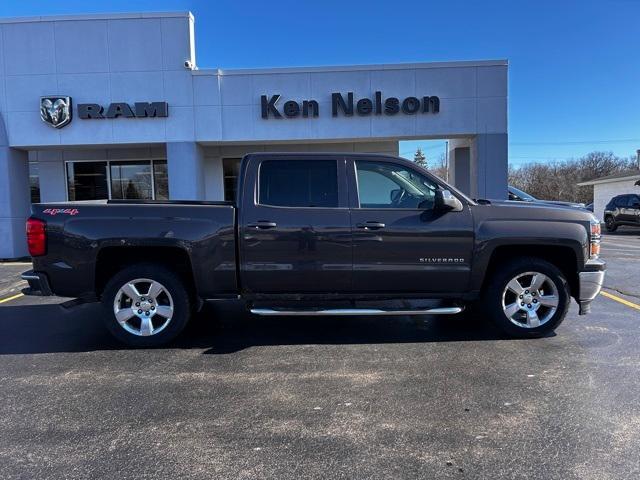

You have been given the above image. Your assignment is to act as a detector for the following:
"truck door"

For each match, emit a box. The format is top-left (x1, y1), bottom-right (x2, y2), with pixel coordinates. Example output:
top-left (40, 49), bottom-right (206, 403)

top-left (348, 158), bottom-right (474, 294)
top-left (239, 156), bottom-right (352, 294)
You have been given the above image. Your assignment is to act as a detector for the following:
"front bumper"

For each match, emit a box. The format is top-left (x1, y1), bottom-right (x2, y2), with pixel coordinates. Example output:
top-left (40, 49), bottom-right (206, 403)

top-left (577, 258), bottom-right (606, 314)
top-left (21, 270), bottom-right (53, 296)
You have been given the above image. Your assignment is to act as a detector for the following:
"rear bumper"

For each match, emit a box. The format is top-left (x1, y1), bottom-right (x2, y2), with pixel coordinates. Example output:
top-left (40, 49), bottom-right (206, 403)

top-left (577, 259), bottom-right (606, 314)
top-left (21, 270), bottom-right (53, 296)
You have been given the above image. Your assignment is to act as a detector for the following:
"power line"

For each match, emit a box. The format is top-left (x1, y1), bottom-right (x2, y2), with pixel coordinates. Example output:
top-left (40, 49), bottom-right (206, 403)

top-left (510, 138), bottom-right (640, 146)
top-left (399, 143), bottom-right (447, 156)
top-left (509, 155), bottom-right (574, 160)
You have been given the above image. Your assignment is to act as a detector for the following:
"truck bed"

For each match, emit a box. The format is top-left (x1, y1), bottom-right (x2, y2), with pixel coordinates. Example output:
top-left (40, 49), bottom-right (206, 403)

top-left (29, 201), bottom-right (238, 299)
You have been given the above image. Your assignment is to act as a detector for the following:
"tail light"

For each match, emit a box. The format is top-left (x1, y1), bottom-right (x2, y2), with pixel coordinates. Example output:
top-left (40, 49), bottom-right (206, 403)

top-left (589, 219), bottom-right (601, 258)
top-left (26, 218), bottom-right (46, 256)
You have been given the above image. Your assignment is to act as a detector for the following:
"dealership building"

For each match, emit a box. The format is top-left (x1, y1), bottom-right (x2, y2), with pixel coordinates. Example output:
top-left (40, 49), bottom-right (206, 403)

top-left (0, 11), bottom-right (508, 258)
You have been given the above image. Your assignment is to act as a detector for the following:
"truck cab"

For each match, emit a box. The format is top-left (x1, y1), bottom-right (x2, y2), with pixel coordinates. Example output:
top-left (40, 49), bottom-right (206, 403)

top-left (238, 154), bottom-right (473, 297)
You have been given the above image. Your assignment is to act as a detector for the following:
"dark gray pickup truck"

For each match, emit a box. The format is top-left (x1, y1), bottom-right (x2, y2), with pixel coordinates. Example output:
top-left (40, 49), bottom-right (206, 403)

top-left (22, 153), bottom-right (605, 346)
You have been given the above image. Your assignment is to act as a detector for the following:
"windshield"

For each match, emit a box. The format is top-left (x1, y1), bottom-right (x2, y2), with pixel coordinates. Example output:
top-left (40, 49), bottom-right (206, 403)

top-left (509, 185), bottom-right (537, 201)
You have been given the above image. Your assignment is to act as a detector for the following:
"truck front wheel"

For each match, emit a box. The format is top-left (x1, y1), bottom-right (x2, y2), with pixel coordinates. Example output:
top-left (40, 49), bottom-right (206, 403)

top-left (482, 257), bottom-right (570, 338)
top-left (101, 263), bottom-right (191, 347)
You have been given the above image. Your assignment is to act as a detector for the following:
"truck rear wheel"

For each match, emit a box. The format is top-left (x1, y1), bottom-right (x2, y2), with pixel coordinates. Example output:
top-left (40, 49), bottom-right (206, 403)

top-left (101, 263), bottom-right (191, 347)
top-left (482, 257), bottom-right (570, 338)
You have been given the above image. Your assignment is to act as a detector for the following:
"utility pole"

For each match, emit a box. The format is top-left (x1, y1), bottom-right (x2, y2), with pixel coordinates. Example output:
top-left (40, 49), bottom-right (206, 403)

top-left (636, 149), bottom-right (640, 170)
top-left (445, 141), bottom-right (449, 182)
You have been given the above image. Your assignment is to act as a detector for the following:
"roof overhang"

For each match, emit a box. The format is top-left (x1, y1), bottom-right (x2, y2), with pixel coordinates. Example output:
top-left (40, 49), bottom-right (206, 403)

top-left (578, 173), bottom-right (640, 187)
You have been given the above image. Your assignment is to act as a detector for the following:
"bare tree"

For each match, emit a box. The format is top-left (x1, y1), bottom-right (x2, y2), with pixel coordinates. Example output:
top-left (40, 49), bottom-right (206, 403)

top-left (428, 152), bottom-right (448, 181)
top-left (509, 151), bottom-right (635, 204)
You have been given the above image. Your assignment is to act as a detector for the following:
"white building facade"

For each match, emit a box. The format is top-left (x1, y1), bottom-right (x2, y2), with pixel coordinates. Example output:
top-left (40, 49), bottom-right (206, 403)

top-left (0, 12), bottom-right (508, 258)
top-left (578, 171), bottom-right (640, 221)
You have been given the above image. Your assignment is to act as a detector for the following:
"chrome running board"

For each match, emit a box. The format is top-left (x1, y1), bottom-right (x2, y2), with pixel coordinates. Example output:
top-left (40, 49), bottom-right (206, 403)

top-left (250, 307), bottom-right (463, 316)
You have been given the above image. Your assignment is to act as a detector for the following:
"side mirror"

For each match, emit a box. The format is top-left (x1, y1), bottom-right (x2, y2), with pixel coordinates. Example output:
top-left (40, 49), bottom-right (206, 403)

top-left (435, 189), bottom-right (463, 212)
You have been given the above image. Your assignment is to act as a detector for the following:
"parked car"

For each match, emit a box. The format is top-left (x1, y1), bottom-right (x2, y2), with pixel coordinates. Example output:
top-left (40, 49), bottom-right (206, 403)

top-left (508, 186), bottom-right (586, 209)
top-left (603, 194), bottom-right (640, 232)
top-left (22, 153), bottom-right (605, 347)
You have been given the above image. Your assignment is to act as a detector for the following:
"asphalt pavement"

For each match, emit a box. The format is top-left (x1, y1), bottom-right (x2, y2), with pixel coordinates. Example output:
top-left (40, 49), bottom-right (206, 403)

top-left (0, 261), bottom-right (28, 299)
top-left (0, 231), bottom-right (639, 479)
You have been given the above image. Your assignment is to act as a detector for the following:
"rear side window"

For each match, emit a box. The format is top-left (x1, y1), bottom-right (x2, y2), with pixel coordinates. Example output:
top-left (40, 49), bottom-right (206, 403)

top-left (627, 195), bottom-right (640, 207)
top-left (259, 160), bottom-right (339, 208)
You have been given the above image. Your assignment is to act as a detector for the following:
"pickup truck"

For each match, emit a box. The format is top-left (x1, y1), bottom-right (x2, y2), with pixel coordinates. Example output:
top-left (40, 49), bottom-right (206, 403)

top-left (22, 153), bottom-right (606, 347)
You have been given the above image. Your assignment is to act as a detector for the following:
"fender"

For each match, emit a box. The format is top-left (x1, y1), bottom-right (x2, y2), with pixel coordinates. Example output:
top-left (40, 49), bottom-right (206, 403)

top-left (470, 218), bottom-right (588, 292)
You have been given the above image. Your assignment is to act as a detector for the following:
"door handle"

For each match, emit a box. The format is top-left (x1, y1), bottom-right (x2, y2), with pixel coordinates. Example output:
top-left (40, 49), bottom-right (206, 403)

top-left (247, 221), bottom-right (277, 229)
top-left (356, 221), bottom-right (386, 230)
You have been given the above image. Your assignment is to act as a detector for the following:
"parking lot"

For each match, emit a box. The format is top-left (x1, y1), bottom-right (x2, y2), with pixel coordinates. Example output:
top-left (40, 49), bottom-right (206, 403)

top-left (1, 231), bottom-right (639, 479)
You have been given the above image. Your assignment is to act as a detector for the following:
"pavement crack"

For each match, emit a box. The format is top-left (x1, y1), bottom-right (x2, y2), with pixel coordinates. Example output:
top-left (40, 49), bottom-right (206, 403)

top-left (603, 286), bottom-right (640, 300)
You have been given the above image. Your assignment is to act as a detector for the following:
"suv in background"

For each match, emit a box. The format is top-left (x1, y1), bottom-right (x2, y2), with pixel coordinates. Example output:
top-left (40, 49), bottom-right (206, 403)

top-left (604, 194), bottom-right (640, 231)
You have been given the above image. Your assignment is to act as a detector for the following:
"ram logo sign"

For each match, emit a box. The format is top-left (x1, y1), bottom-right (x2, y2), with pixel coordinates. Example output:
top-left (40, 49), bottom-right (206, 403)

top-left (40, 96), bottom-right (72, 129)
top-left (39, 96), bottom-right (169, 129)
top-left (78, 101), bottom-right (169, 119)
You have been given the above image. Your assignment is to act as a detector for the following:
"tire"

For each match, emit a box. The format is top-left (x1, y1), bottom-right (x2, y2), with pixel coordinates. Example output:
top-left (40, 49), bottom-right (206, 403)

top-left (101, 263), bottom-right (192, 347)
top-left (604, 215), bottom-right (617, 232)
top-left (481, 257), bottom-right (570, 338)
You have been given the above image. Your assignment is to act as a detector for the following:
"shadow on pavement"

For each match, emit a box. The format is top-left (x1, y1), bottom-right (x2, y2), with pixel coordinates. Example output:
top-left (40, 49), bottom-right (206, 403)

top-left (603, 229), bottom-right (640, 237)
top-left (0, 300), bottom-right (517, 355)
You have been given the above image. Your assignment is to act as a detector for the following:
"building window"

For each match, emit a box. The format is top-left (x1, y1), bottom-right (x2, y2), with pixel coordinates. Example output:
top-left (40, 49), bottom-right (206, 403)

top-left (153, 161), bottom-right (169, 200)
top-left (29, 161), bottom-right (40, 203)
top-left (223, 158), bottom-right (240, 202)
top-left (66, 159), bottom-right (168, 201)
top-left (110, 161), bottom-right (152, 199)
top-left (66, 161), bottom-right (109, 201)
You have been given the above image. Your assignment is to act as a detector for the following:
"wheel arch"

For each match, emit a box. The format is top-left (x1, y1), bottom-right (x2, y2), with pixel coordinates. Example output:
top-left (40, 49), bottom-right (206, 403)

top-left (481, 244), bottom-right (580, 300)
top-left (95, 246), bottom-right (197, 301)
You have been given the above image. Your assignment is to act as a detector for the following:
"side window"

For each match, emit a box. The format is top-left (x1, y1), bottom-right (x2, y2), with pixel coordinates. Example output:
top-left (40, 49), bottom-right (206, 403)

top-left (628, 195), bottom-right (640, 207)
top-left (616, 195), bottom-right (629, 207)
top-left (259, 160), bottom-right (339, 208)
top-left (355, 160), bottom-right (438, 209)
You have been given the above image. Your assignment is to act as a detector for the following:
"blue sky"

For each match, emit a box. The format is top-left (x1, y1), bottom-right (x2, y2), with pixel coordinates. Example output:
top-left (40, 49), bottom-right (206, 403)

top-left (1, 0), bottom-right (638, 166)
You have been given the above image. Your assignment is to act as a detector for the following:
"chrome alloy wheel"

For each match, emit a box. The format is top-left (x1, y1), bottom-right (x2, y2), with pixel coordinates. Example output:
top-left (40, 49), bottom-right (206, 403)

top-left (113, 278), bottom-right (174, 337)
top-left (501, 271), bottom-right (559, 329)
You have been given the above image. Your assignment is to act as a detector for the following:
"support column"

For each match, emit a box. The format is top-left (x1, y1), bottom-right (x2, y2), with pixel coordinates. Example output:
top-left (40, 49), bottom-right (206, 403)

top-left (34, 151), bottom-right (67, 202)
top-left (449, 146), bottom-right (471, 196)
top-left (474, 133), bottom-right (508, 200)
top-left (166, 142), bottom-right (205, 200)
top-left (204, 156), bottom-right (224, 200)
top-left (0, 119), bottom-right (30, 258)
top-left (448, 138), bottom-right (473, 197)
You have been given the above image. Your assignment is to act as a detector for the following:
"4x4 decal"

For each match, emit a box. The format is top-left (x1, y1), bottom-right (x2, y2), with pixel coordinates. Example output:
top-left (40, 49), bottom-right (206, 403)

top-left (42, 208), bottom-right (79, 216)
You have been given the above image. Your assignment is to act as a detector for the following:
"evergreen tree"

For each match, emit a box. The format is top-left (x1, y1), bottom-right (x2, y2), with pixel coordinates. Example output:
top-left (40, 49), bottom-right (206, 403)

top-left (414, 148), bottom-right (427, 168)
